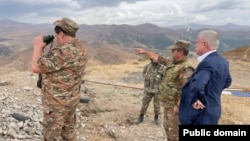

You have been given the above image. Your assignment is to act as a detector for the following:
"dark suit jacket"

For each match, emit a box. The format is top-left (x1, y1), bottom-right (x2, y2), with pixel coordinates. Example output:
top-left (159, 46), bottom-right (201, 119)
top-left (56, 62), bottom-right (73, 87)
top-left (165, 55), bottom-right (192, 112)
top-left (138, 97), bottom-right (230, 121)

top-left (179, 51), bottom-right (232, 125)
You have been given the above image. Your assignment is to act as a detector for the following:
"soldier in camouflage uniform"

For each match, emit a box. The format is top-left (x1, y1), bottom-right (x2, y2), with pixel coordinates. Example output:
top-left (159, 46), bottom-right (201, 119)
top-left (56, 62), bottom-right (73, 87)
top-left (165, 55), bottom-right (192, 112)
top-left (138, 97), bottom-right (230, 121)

top-left (136, 40), bottom-right (194, 141)
top-left (136, 59), bottom-right (164, 125)
top-left (32, 17), bottom-right (87, 141)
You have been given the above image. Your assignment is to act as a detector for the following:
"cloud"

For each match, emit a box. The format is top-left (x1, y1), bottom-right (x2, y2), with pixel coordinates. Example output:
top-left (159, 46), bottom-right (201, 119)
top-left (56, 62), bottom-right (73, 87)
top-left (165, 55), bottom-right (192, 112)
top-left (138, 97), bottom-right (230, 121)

top-left (0, 0), bottom-right (249, 26)
top-left (194, 0), bottom-right (246, 12)
top-left (73, 0), bottom-right (190, 26)
top-left (0, 0), bottom-right (79, 17)
top-left (77, 0), bottom-right (147, 8)
top-left (0, 0), bottom-right (81, 24)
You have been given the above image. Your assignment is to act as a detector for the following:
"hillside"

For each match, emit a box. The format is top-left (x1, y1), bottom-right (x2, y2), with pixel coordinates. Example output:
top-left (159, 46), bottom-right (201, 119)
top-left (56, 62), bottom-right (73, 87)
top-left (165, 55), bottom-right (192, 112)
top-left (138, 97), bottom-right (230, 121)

top-left (222, 45), bottom-right (250, 61)
top-left (1, 19), bottom-right (250, 60)
top-left (0, 42), bottom-right (140, 71)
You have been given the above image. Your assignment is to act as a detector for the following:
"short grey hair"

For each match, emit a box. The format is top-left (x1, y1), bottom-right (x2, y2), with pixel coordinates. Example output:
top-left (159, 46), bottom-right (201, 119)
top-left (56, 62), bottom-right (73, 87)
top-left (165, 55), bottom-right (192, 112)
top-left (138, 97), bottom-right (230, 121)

top-left (197, 30), bottom-right (220, 50)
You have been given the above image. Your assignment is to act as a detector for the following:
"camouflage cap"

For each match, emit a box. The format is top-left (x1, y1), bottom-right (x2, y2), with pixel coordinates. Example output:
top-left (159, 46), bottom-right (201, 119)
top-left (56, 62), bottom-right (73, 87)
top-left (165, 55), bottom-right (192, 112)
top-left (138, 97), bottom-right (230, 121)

top-left (53, 17), bottom-right (79, 36)
top-left (171, 40), bottom-right (190, 51)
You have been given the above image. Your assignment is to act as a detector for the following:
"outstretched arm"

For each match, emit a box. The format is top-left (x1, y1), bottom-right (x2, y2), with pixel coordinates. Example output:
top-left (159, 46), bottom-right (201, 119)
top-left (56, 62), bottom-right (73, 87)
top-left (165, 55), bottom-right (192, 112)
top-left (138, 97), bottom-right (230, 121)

top-left (135, 48), bottom-right (159, 62)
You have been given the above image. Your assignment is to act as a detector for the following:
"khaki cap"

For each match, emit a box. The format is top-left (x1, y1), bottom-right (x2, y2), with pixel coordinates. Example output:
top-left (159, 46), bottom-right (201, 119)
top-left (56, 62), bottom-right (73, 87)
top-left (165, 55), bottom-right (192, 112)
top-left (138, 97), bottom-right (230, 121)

top-left (53, 17), bottom-right (79, 36)
top-left (171, 40), bottom-right (190, 50)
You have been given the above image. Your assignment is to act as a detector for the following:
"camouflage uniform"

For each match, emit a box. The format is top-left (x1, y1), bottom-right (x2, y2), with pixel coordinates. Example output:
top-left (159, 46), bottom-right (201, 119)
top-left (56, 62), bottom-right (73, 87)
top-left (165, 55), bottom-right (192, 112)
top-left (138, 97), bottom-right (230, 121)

top-left (157, 40), bottom-right (194, 141)
top-left (139, 62), bottom-right (164, 118)
top-left (38, 18), bottom-right (87, 141)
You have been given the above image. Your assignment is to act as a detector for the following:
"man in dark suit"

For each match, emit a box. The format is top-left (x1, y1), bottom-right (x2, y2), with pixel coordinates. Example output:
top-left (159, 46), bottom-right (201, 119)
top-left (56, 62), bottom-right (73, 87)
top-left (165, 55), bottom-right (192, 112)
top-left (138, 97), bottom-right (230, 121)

top-left (179, 29), bottom-right (232, 125)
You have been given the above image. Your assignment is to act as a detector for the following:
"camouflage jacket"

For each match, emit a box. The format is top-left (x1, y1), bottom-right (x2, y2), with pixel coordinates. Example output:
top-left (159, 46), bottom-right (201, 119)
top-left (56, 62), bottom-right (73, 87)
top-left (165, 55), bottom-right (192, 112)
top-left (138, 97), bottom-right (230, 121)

top-left (143, 62), bottom-right (165, 94)
top-left (157, 56), bottom-right (194, 104)
top-left (38, 39), bottom-right (87, 106)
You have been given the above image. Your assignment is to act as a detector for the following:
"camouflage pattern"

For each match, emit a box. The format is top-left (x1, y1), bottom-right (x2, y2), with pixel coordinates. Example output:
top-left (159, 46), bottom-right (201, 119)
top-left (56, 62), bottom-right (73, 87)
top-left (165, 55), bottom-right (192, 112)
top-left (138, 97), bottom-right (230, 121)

top-left (140, 91), bottom-right (161, 115)
top-left (54, 17), bottom-right (79, 37)
top-left (38, 39), bottom-right (87, 141)
top-left (143, 62), bottom-right (165, 94)
top-left (157, 55), bottom-right (194, 141)
top-left (163, 102), bottom-right (179, 141)
top-left (171, 40), bottom-right (191, 51)
top-left (157, 56), bottom-right (194, 103)
top-left (139, 62), bottom-right (164, 115)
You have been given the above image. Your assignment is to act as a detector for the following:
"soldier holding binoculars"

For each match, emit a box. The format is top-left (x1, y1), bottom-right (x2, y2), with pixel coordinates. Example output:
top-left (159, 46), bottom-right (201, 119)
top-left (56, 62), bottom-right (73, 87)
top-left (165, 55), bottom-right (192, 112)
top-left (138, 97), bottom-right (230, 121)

top-left (32, 17), bottom-right (87, 141)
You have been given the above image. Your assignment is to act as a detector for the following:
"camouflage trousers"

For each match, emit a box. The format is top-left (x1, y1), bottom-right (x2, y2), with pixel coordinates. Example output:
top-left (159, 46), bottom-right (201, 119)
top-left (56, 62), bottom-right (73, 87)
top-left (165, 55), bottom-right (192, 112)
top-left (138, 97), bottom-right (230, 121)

top-left (139, 91), bottom-right (160, 115)
top-left (42, 92), bottom-right (80, 141)
top-left (163, 102), bottom-right (179, 141)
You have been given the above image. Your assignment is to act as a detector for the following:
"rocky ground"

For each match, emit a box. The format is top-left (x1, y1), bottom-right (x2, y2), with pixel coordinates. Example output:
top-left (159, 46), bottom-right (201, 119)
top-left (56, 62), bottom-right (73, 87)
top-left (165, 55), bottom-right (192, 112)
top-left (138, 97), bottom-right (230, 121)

top-left (0, 59), bottom-right (250, 141)
top-left (0, 64), bottom-right (167, 141)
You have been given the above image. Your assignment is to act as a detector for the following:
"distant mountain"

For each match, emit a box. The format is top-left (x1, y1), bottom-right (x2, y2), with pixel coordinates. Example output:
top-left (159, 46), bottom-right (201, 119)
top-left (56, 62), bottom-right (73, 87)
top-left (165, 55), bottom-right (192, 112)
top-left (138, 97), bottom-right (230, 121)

top-left (168, 23), bottom-right (250, 31)
top-left (0, 19), bottom-right (249, 53)
top-left (1, 19), bottom-right (250, 71)
top-left (78, 23), bottom-right (176, 51)
top-left (0, 42), bottom-right (140, 71)
top-left (0, 19), bottom-right (53, 34)
top-left (77, 23), bottom-right (250, 53)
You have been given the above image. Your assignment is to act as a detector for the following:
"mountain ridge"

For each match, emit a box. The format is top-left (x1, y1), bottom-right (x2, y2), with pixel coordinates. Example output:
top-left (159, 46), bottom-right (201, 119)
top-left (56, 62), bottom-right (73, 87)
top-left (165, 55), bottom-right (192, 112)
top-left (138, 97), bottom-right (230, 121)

top-left (0, 19), bottom-right (250, 71)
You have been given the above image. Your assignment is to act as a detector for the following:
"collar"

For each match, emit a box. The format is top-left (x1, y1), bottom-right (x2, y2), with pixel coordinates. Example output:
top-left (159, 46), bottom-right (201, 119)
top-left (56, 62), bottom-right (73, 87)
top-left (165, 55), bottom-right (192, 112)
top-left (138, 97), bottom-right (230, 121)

top-left (198, 50), bottom-right (216, 62)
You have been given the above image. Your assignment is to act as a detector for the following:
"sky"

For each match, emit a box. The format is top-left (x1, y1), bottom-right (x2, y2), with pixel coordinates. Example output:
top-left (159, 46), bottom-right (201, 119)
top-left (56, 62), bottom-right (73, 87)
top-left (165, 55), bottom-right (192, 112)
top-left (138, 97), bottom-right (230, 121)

top-left (0, 0), bottom-right (249, 27)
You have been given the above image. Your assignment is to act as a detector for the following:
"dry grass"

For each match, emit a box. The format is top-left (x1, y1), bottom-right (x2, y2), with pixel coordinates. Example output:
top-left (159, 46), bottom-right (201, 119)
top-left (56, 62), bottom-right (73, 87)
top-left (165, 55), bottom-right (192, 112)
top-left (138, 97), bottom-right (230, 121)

top-left (75, 57), bottom-right (250, 140)
top-left (227, 60), bottom-right (250, 89)
top-left (220, 94), bottom-right (250, 124)
top-left (84, 56), bottom-right (250, 124)
top-left (0, 46), bottom-right (249, 140)
top-left (85, 59), bottom-right (148, 88)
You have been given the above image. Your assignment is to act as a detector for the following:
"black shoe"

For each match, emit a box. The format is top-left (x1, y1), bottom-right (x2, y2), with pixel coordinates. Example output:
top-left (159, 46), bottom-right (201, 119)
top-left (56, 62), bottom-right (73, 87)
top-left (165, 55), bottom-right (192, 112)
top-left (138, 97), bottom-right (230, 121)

top-left (135, 114), bottom-right (144, 124)
top-left (154, 114), bottom-right (160, 125)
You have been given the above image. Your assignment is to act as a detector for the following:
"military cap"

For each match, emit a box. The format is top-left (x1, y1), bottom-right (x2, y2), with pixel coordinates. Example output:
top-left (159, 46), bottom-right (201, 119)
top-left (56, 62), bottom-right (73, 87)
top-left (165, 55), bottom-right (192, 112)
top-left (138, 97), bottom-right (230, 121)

top-left (53, 17), bottom-right (79, 36)
top-left (171, 40), bottom-right (190, 51)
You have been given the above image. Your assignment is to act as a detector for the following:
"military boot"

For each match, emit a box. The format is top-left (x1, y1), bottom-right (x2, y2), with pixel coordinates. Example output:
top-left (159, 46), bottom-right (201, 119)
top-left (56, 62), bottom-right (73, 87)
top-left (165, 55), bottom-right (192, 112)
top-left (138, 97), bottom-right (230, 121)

top-left (135, 114), bottom-right (144, 124)
top-left (154, 114), bottom-right (160, 125)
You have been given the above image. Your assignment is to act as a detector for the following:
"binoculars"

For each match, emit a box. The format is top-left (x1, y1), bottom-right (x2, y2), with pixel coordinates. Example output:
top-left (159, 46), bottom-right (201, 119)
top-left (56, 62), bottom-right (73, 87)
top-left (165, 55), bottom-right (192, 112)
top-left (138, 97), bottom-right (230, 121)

top-left (43, 35), bottom-right (54, 44)
top-left (36, 35), bottom-right (55, 88)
